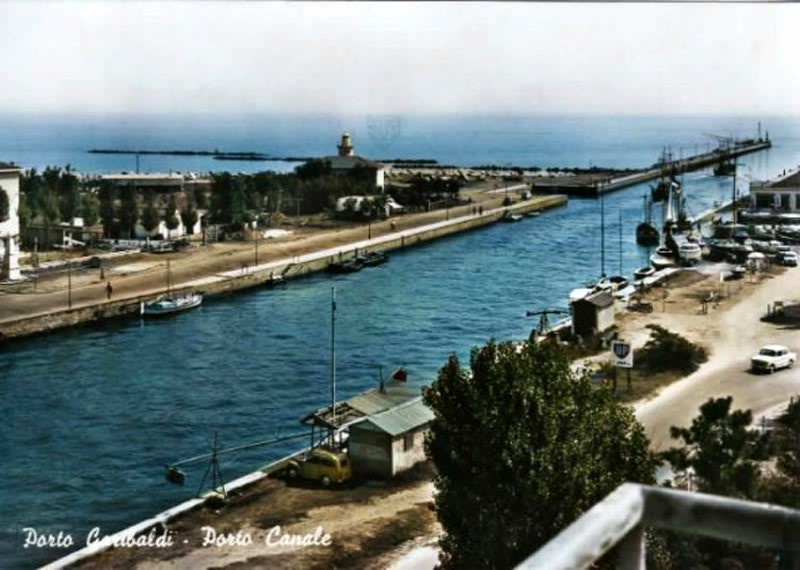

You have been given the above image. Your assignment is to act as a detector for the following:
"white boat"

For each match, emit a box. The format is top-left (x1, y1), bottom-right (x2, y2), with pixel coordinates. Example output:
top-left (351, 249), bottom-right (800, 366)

top-left (677, 242), bottom-right (702, 264)
top-left (650, 246), bottom-right (676, 270)
top-left (633, 266), bottom-right (656, 281)
top-left (141, 293), bottom-right (203, 317)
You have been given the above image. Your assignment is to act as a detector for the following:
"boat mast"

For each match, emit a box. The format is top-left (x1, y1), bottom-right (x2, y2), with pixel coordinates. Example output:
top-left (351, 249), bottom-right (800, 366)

top-left (731, 155), bottom-right (738, 226)
top-left (619, 210), bottom-right (623, 275)
top-left (330, 286), bottom-right (336, 441)
top-left (600, 188), bottom-right (605, 277)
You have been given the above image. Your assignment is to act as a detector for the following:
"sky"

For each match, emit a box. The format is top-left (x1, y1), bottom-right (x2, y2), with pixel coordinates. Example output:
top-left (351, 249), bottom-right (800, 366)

top-left (1, 2), bottom-right (798, 117)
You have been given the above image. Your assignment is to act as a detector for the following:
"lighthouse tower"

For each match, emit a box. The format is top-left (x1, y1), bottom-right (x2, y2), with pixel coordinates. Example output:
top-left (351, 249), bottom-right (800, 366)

top-left (337, 133), bottom-right (354, 157)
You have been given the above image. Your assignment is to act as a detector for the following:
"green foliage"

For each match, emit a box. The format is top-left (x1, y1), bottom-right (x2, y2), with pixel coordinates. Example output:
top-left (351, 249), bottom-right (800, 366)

top-left (760, 398), bottom-right (800, 508)
top-left (80, 192), bottom-right (100, 227)
top-left (660, 396), bottom-right (769, 499)
top-left (294, 158), bottom-right (328, 180)
top-left (636, 324), bottom-right (707, 374)
top-left (0, 188), bottom-right (9, 222)
top-left (392, 175), bottom-right (462, 210)
top-left (117, 187), bottom-right (138, 238)
top-left (140, 191), bottom-right (160, 233)
top-left (58, 164), bottom-right (81, 222)
top-left (97, 181), bottom-right (118, 238)
top-left (180, 206), bottom-right (198, 234)
top-left (423, 338), bottom-right (655, 569)
top-left (165, 195), bottom-right (180, 230)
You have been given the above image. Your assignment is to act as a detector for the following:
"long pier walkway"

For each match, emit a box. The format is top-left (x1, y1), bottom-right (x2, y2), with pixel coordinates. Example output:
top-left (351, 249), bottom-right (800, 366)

top-left (539, 140), bottom-right (772, 197)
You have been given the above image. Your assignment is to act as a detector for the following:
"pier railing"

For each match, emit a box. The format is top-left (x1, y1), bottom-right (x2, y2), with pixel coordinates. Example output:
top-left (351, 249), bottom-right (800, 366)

top-left (516, 483), bottom-right (800, 570)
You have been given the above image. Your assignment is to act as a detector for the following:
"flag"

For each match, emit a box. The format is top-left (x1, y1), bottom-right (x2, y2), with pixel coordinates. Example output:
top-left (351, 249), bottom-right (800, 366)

top-left (392, 367), bottom-right (407, 382)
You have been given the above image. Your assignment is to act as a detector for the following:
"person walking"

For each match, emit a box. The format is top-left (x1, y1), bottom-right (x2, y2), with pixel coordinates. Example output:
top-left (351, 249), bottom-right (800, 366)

top-left (106, 281), bottom-right (113, 300)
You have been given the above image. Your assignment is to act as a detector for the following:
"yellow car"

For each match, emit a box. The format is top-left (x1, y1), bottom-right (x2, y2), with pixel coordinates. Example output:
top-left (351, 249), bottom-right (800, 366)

top-left (285, 448), bottom-right (352, 486)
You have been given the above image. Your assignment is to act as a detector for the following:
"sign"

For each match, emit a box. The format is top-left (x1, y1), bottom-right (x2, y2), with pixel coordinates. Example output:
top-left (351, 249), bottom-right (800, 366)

top-left (611, 340), bottom-right (634, 368)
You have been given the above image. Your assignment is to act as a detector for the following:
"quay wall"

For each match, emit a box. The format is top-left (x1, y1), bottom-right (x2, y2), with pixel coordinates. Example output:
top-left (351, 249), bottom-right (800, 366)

top-left (0, 195), bottom-right (566, 342)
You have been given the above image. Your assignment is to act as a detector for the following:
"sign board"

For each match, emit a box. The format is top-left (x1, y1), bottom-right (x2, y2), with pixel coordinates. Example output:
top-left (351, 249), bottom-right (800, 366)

top-left (611, 340), bottom-right (634, 368)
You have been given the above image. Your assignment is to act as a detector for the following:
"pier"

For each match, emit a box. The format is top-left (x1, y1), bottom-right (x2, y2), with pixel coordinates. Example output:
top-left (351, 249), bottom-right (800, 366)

top-left (535, 139), bottom-right (772, 197)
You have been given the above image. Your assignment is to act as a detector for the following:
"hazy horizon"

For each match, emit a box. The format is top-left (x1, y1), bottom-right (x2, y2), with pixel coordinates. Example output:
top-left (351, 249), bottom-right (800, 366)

top-left (1, 2), bottom-right (798, 117)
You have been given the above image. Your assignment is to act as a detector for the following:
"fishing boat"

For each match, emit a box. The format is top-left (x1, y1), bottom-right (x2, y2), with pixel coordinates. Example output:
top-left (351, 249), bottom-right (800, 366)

top-left (650, 245), bottom-right (677, 270)
top-left (357, 251), bottom-right (389, 267)
top-left (501, 211), bottom-right (523, 222)
top-left (636, 194), bottom-right (660, 246)
top-left (140, 259), bottom-right (204, 317)
top-left (327, 257), bottom-right (364, 274)
top-left (141, 292), bottom-right (203, 317)
top-left (633, 266), bottom-right (656, 281)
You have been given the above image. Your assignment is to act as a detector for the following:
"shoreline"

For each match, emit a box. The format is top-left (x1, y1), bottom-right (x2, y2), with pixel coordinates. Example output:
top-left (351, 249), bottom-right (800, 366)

top-left (0, 194), bottom-right (566, 343)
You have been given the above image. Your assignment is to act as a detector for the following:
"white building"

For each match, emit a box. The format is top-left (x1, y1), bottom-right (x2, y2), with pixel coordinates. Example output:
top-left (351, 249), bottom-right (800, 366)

top-left (746, 168), bottom-right (800, 223)
top-left (0, 161), bottom-right (21, 281)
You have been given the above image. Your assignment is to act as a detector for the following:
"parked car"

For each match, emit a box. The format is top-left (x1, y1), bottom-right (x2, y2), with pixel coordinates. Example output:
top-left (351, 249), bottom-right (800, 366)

top-left (285, 447), bottom-right (352, 486)
top-left (778, 251), bottom-right (797, 267)
top-left (751, 345), bottom-right (796, 374)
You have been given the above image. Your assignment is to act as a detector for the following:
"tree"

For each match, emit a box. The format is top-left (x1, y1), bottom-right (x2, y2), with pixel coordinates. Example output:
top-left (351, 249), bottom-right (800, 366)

top-left (660, 396), bottom-right (768, 499)
top-left (140, 191), bottom-right (161, 235)
top-left (117, 187), bottom-right (138, 239)
top-left (180, 206), bottom-right (198, 235)
top-left (165, 195), bottom-right (180, 231)
top-left (58, 164), bottom-right (81, 222)
top-left (760, 398), bottom-right (800, 508)
top-left (423, 338), bottom-right (655, 569)
top-left (636, 324), bottom-right (708, 374)
top-left (80, 192), bottom-right (100, 227)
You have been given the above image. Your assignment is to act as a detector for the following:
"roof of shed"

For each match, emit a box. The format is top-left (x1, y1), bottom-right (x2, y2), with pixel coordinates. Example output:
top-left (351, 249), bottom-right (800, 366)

top-left (350, 397), bottom-right (434, 436)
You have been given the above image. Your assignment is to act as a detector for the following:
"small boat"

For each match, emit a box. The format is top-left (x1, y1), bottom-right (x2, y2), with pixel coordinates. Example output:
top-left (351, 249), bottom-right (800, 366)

top-left (678, 242), bottom-right (702, 264)
top-left (650, 246), bottom-right (676, 270)
top-left (357, 251), bottom-right (389, 267)
top-left (501, 211), bottom-right (523, 222)
top-left (141, 293), bottom-right (203, 317)
top-left (608, 275), bottom-right (629, 291)
top-left (327, 258), bottom-right (364, 274)
top-left (633, 266), bottom-right (656, 281)
top-left (636, 194), bottom-right (660, 246)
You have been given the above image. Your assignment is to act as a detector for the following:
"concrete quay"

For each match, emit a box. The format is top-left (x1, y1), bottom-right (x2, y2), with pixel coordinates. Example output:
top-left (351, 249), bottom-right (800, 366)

top-left (536, 140), bottom-right (771, 197)
top-left (0, 194), bottom-right (566, 342)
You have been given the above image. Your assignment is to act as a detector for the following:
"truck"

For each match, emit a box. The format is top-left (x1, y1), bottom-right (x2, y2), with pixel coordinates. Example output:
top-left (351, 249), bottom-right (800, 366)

top-left (284, 447), bottom-right (352, 487)
top-left (751, 345), bottom-right (796, 374)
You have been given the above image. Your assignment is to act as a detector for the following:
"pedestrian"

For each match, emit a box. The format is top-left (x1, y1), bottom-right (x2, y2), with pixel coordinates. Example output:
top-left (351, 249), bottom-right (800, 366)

top-left (106, 281), bottom-right (113, 300)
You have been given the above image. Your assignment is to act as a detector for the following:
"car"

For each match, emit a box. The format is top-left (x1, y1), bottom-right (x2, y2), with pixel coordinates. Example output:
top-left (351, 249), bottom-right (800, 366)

top-left (284, 447), bottom-right (352, 487)
top-left (751, 345), bottom-right (796, 374)
top-left (779, 251), bottom-right (798, 267)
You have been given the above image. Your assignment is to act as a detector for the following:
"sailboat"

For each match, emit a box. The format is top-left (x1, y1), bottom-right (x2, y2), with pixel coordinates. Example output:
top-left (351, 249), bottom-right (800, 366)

top-left (635, 194), bottom-right (660, 246)
top-left (140, 259), bottom-right (203, 317)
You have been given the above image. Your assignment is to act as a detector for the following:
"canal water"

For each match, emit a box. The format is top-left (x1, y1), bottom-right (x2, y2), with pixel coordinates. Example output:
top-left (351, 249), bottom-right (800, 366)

top-left (1, 116), bottom-right (799, 568)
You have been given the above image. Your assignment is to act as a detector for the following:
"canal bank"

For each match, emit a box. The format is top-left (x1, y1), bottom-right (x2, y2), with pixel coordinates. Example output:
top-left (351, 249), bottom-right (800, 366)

top-left (0, 195), bottom-right (566, 342)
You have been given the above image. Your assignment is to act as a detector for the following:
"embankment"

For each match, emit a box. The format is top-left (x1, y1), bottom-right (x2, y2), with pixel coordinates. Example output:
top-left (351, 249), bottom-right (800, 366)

top-left (0, 195), bottom-right (566, 342)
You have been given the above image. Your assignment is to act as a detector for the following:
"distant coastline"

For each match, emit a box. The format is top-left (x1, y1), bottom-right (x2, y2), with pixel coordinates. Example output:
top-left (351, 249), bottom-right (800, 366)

top-left (87, 149), bottom-right (314, 162)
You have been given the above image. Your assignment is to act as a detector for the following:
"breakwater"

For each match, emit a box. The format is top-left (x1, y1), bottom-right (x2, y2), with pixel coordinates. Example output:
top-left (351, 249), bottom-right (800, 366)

top-left (536, 140), bottom-right (772, 196)
top-left (0, 195), bottom-right (566, 342)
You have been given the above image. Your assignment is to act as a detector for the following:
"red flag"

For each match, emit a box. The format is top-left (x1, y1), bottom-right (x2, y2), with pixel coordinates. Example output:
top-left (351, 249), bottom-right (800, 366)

top-left (392, 367), bottom-right (407, 382)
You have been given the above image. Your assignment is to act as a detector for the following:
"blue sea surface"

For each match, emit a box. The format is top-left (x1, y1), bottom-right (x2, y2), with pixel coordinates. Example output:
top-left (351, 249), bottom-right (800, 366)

top-left (1, 114), bottom-right (799, 568)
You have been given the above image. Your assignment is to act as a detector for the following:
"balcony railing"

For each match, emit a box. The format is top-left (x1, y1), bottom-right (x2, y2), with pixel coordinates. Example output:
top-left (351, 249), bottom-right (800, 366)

top-left (517, 483), bottom-right (800, 570)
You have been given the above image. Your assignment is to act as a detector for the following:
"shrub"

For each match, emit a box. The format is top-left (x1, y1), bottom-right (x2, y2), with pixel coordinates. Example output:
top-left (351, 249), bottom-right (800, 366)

top-left (636, 324), bottom-right (708, 374)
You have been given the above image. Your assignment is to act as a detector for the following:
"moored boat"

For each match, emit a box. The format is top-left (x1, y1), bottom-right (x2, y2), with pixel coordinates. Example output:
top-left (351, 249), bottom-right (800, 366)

top-left (141, 293), bottom-right (203, 317)
top-left (327, 257), bottom-right (364, 274)
top-left (357, 251), bottom-right (389, 267)
top-left (501, 211), bottom-right (523, 222)
top-left (633, 266), bottom-right (656, 281)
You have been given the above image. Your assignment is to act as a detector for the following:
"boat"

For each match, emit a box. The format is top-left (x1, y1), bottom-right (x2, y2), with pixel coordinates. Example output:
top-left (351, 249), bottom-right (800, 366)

top-left (141, 292), bottom-right (203, 317)
top-left (650, 245), bottom-right (676, 270)
top-left (357, 251), bottom-right (389, 267)
top-left (636, 194), bottom-right (660, 246)
top-left (141, 259), bottom-right (204, 317)
top-left (327, 257), bottom-right (364, 274)
top-left (501, 211), bottom-right (523, 222)
top-left (633, 266), bottom-right (656, 281)
top-left (677, 241), bottom-right (702, 265)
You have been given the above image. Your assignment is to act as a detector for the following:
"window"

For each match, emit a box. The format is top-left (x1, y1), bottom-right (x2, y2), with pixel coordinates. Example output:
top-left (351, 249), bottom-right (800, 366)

top-left (403, 433), bottom-right (414, 451)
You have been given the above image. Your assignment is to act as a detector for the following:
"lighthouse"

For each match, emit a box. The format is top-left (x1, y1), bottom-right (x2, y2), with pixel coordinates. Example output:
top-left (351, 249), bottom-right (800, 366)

top-left (337, 133), bottom-right (354, 157)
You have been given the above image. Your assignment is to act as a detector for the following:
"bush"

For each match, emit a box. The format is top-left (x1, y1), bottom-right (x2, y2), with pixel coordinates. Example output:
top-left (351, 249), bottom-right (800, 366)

top-left (636, 324), bottom-right (707, 374)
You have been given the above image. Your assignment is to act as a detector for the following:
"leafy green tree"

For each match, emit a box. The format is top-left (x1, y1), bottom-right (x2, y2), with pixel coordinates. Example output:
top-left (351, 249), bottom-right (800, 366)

top-left (118, 187), bottom-right (138, 238)
top-left (180, 206), bottom-right (198, 234)
top-left (636, 324), bottom-right (708, 374)
top-left (660, 396), bottom-right (768, 499)
top-left (97, 181), bottom-right (118, 238)
top-left (80, 192), bottom-right (100, 227)
top-left (58, 164), bottom-right (81, 222)
top-left (140, 191), bottom-right (161, 234)
top-left (165, 195), bottom-right (180, 231)
top-left (294, 158), bottom-right (328, 181)
top-left (423, 338), bottom-right (655, 569)
top-left (760, 398), bottom-right (800, 508)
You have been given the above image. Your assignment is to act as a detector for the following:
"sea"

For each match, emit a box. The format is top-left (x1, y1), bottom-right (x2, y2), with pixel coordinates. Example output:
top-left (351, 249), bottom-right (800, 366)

top-left (1, 114), bottom-right (799, 569)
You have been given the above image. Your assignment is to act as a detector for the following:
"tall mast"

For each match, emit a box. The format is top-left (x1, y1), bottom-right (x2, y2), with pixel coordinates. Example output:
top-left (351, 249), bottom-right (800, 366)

top-left (600, 189), bottom-right (605, 277)
top-left (732, 155), bottom-right (738, 226)
top-left (619, 210), bottom-right (623, 275)
top-left (330, 286), bottom-right (337, 438)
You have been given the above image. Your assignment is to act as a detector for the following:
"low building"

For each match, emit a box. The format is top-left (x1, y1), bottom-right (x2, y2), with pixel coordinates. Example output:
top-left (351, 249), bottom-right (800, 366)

top-left (746, 168), bottom-right (800, 224)
top-left (348, 397), bottom-right (434, 479)
top-left (570, 289), bottom-right (615, 337)
top-left (0, 161), bottom-right (21, 281)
